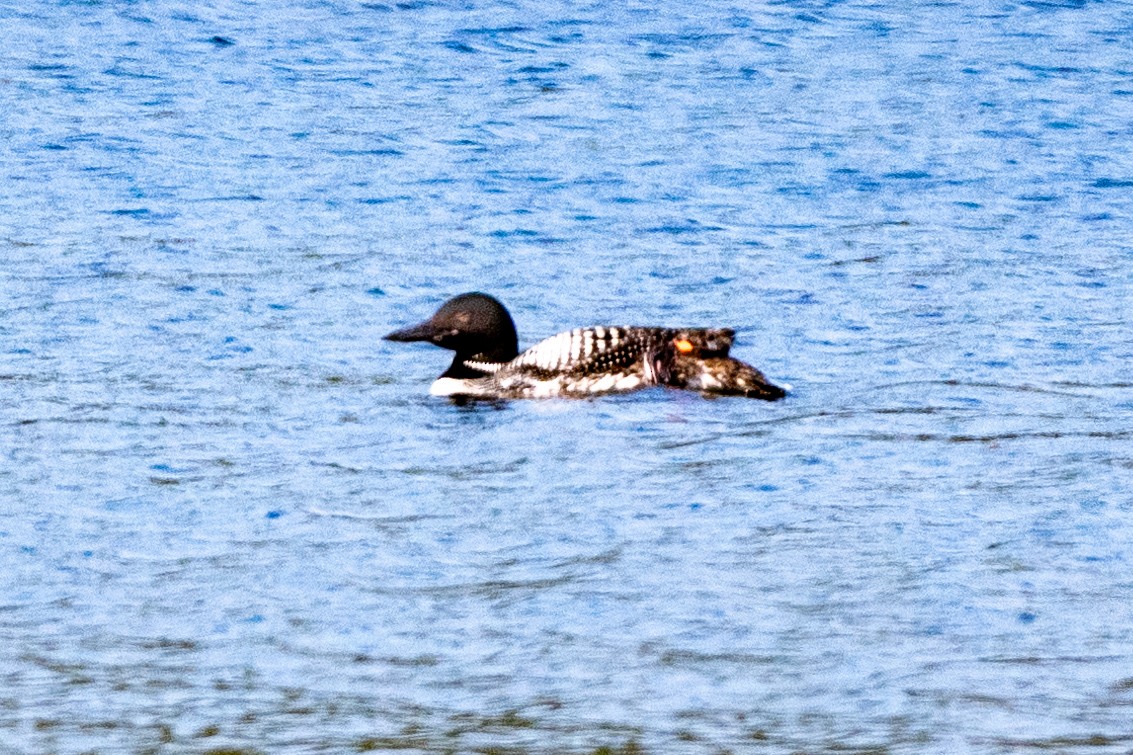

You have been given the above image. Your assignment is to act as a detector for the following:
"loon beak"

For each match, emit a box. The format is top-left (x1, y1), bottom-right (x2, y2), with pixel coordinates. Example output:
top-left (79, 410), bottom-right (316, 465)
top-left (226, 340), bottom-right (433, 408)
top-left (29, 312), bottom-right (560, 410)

top-left (384, 319), bottom-right (445, 343)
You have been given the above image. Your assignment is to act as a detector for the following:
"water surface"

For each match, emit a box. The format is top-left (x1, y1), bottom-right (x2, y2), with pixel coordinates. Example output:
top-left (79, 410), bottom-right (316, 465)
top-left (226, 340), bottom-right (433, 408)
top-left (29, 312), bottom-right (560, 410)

top-left (2, 1), bottom-right (1133, 752)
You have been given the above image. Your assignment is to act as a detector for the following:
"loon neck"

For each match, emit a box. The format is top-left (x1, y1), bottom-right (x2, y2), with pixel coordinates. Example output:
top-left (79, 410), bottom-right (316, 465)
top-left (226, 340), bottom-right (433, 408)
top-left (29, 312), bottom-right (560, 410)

top-left (441, 345), bottom-right (518, 379)
top-left (441, 355), bottom-right (488, 379)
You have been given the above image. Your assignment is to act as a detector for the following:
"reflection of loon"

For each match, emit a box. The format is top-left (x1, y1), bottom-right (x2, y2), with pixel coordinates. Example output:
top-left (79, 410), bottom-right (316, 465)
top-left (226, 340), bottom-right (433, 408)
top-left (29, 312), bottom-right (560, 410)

top-left (384, 292), bottom-right (786, 400)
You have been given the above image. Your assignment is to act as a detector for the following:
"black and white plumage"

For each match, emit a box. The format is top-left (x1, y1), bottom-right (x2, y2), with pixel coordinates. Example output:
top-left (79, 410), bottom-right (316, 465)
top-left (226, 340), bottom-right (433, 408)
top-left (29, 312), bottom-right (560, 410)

top-left (384, 292), bottom-right (785, 400)
top-left (462, 326), bottom-right (684, 399)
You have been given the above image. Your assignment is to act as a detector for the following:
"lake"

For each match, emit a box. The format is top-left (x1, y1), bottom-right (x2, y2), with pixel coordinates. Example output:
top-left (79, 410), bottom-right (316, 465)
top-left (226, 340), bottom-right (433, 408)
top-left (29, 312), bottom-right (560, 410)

top-left (2, 0), bottom-right (1132, 752)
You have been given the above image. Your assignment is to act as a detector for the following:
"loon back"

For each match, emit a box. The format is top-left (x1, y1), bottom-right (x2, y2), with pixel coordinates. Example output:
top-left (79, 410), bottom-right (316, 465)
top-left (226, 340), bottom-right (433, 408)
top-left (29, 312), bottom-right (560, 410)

top-left (467, 327), bottom-right (733, 374)
top-left (449, 327), bottom-right (744, 399)
top-left (439, 327), bottom-right (670, 399)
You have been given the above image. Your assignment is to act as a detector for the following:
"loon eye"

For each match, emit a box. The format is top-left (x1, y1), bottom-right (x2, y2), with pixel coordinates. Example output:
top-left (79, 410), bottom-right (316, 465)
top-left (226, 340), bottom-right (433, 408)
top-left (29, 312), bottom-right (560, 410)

top-left (674, 339), bottom-right (694, 354)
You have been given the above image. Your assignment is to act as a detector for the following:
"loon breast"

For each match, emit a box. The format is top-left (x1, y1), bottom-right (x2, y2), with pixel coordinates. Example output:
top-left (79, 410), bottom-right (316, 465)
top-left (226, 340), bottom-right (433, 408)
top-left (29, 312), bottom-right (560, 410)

top-left (428, 376), bottom-right (491, 397)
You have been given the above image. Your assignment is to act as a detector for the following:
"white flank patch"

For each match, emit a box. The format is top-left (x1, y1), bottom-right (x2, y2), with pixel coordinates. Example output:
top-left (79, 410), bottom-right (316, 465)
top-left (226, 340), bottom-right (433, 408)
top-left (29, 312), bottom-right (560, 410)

top-left (529, 377), bottom-right (566, 398)
top-left (430, 377), bottom-right (488, 396)
top-left (614, 373), bottom-right (643, 391)
top-left (585, 373), bottom-right (618, 393)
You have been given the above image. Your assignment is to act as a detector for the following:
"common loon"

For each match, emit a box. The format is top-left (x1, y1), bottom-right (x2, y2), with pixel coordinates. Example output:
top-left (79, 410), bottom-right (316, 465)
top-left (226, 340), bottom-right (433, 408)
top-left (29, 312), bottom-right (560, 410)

top-left (384, 292), bottom-right (786, 400)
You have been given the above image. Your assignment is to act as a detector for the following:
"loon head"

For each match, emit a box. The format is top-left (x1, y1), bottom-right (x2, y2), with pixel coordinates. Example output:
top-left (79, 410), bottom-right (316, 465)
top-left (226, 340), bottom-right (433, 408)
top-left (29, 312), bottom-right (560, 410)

top-left (384, 292), bottom-right (520, 378)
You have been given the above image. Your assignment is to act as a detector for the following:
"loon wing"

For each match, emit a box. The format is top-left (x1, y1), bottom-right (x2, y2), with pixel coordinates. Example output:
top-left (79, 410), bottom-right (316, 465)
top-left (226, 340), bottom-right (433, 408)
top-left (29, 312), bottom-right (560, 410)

top-left (506, 327), bottom-right (670, 376)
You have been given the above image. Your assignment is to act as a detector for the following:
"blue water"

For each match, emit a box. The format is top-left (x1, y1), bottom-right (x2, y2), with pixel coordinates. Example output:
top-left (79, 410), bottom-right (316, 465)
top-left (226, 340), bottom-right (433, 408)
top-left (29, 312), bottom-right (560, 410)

top-left (3, 1), bottom-right (1133, 752)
